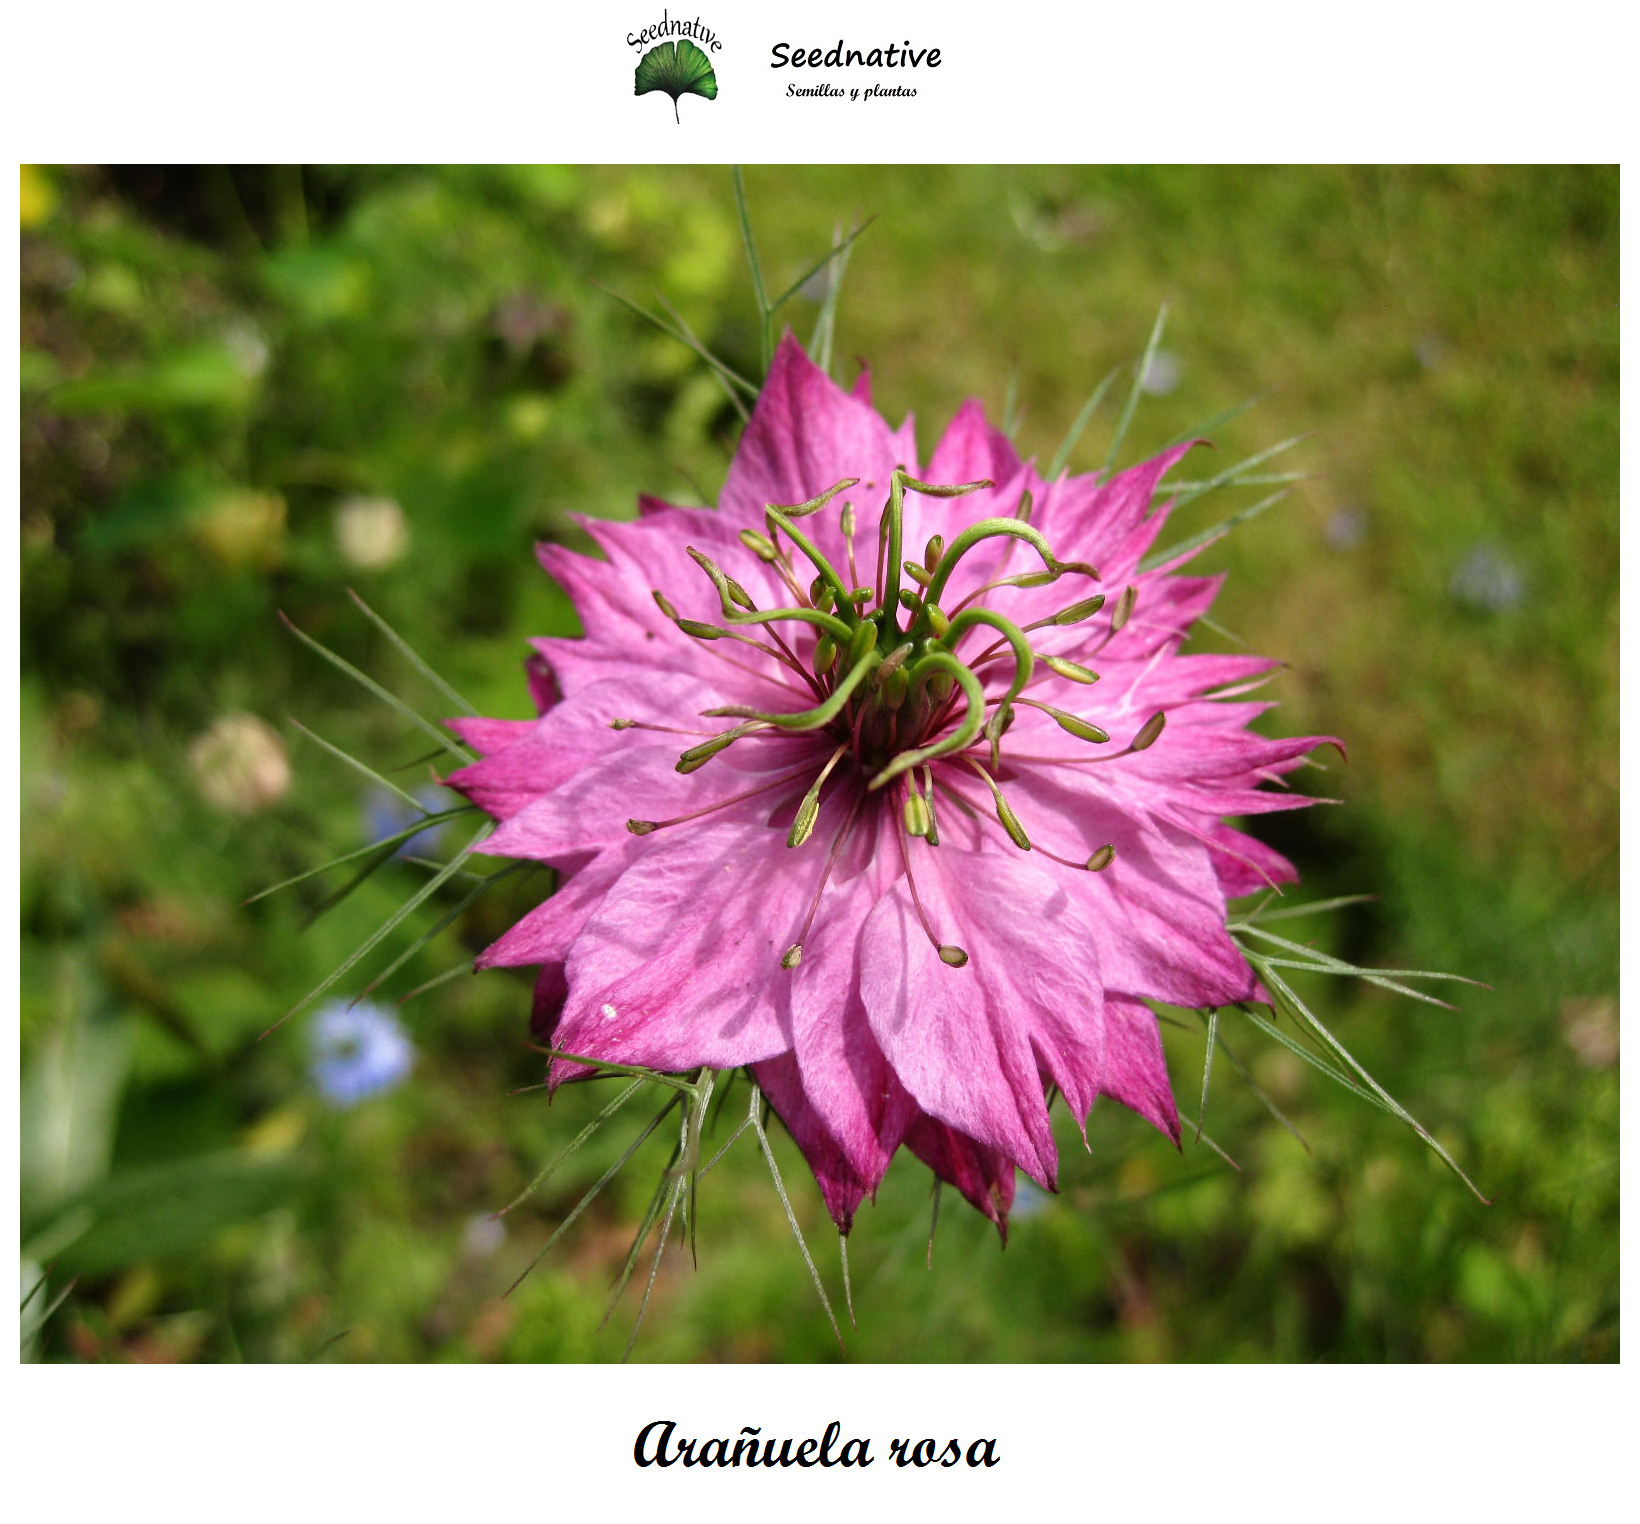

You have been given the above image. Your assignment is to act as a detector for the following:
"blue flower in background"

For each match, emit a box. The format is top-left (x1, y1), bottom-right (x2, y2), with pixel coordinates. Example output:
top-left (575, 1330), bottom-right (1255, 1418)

top-left (1450, 543), bottom-right (1525, 614)
top-left (364, 785), bottom-right (451, 859)
top-left (310, 1000), bottom-right (414, 1106)
top-left (1011, 1179), bottom-right (1051, 1221)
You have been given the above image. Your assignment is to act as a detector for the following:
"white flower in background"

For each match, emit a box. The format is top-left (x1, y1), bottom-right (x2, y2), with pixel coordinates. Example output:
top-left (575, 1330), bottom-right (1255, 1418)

top-left (334, 495), bottom-right (410, 571)
top-left (188, 712), bottom-right (290, 814)
top-left (1140, 349), bottom-right (1181, 396)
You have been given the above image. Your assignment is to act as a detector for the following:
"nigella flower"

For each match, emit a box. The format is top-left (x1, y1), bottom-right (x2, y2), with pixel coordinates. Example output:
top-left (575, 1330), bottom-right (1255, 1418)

top-left (447, 337), bottom-right (1335, 1237)
top-left (364, 784), bottom-right (451, 859)
top-left (310, 1000), bottom-right (414, 1106)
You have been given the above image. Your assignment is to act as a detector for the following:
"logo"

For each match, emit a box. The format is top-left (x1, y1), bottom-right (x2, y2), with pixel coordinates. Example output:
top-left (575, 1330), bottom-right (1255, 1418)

top-left (628, 11), bottom-right (722, 124)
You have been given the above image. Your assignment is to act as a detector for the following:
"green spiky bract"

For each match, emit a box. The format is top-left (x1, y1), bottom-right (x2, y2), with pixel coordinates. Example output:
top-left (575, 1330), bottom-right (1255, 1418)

top-left (634, 39), bottom-right (718, 124)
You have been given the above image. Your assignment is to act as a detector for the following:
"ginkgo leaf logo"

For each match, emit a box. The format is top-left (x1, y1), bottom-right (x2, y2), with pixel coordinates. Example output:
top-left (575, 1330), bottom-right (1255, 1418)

top-left (634, 38), bottom-right (719, 123)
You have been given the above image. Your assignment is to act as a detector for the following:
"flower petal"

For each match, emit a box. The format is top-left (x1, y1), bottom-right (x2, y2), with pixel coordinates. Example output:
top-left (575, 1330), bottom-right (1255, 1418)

top-left (446, 672), bottom-right (718, 820)
top-left (754, 1052), bottom-right (872, 1233)
top-left (720, 334), bottom-right (909, 573)
top-left (859, 845), bottom-right (1136, 1184)
top-left (786, 811), bottom-right (919, 1188)
top-left (553, 822), bottom-right (814, 1073)
top-left (904, 1113), bottom-right (1017, 1242)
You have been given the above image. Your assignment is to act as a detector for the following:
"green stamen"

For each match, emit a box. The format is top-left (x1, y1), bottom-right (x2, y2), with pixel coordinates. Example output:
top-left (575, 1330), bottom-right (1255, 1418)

top-left (870, 652), bottom-right (986, 790)
top-left (706, 646), bottom-right (880, 730)
top-left (961, 759), bottom-right (1032, 852)
top-left (1014, 699), bottom-right (1109, 744)
top-left (787, 745), bottom-right (850, 848)
top-left (903, 791), bottom-right (929, 838)
top-left (739, 528), bottom-right (779, 562)
top-left (1039, 654), bottom-right (1100, 684)
top-left (676, 721), bottom-right (770, 774)
top-left (920, 516), bottom-right (1062, 612)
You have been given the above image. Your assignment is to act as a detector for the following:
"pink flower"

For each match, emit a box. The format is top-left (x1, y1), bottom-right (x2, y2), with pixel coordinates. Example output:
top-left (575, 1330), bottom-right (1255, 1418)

top-left (448, 336), bottom-right (1336, 1237)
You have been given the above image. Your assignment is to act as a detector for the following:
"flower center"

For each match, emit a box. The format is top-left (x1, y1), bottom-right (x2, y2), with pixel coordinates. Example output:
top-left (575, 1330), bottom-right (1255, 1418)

top-left (619, 472), bottom-right (1166, 968)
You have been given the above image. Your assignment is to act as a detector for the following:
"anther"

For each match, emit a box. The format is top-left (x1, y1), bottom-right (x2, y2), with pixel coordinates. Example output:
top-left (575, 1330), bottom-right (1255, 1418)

top-left (622, 764), bottom-right (819, 838)
top-left (920, 766), bottom-right (941, 848)
top-left (1040, 655), bottom-right (1100, 685)
top-left (1111, 585), bottom-right (1138, 632)
top-left (845, 621), bottom-right (876, 669)
top-left (676, 618), bottom-right (725, 640)
top-left (938, 945), bottom-right (970, 967)
top-left (788, 794), bottom-right (822, 848)
top-left (876, 642), bottom-right (914, 680)
top-left (813, 633), bottom-right (838, 674)
top-left (903, 791), bottom-right (929, 838)
top-left (839, 502), bottom-right (856, 538)
top-left (984, 703), bottom-right (1012, 770)
top-left (1086, 844), bottom-right (1116, 872)
top-left (783, 792), bottom-right (865, 973)
top-left (652, 590), bottom-right (679, 620)
top-left (676, 721), bottom-right (765, 774)
top-left (925, 603), bottom-right (950, 638)
top-left (1049, 593), bottom-right (1107, 627)
top-left (1130, 711), bottom-right (1167, 751)
top-left (724, 576), bottom-right (756, 611)
top-left (1029, 702), bottom-right (1109, 744)
top-left (786, 744), bottom-right (849, 848)
top-left (1014, 489), bottom-right (1034, 523)
top-left (923, 534), bottom-right (945, 571)
top-left (898, 588), bottom-right (920, 612)
top-left (608, 718), bottom-right (637, 730)
top-left (965, 759), bottom-right (1031, 851)
top-left (903, 561), bottom-right (933, 589)
top-left (738, 528), bottom-right (779, 562)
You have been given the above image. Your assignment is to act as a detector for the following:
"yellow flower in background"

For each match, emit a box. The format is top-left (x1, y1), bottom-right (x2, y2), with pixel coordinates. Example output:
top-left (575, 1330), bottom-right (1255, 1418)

top-left (194, 488), bottom-right (287, 571)
top-left (20, 165), bottom-right (58, 228)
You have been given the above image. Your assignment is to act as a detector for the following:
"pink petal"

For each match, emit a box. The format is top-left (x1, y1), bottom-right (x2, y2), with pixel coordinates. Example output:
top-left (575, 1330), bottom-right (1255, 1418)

top-left (785, 812), bottom-right (919, 1187)
top-left (446, 716), bottom-right (533, 756)
top-left (553, 821), bottom-right (811, 1073)
top-left (755, 1052), bottom-right (872, 1233)
top-left (720, 334), bottom-right (909, 571)
top-left (904, 1114), bottom-right (1017, 1242)
top-left (475, 840), bottom-right (643, 969)
top-left (860, 845), bottom-right (1140, 1185)
top-left (483, 737), bottom-right (827, 865)
top-left (976, 767), bottom-right (1258, 1010)
top-left (1098, 996), bottom-right (1181, 1142)
top-left (1036, 441), bottom-right (1200, 566)
top-left (446, 671), bottom-right (719, 821)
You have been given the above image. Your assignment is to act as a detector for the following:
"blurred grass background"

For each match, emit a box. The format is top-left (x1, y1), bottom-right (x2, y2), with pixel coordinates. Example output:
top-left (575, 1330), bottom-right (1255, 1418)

top-left (19, 164), bottom-right (1617, 1362)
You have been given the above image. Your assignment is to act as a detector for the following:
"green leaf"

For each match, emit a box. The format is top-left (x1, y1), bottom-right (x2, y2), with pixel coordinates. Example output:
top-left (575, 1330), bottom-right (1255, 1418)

top-left (1101, 305), bottom-right (1168, 477)
top-left (30, 1152), bottom-right (308, 1278)
top-left (635, 40), bottom-right (718, 124)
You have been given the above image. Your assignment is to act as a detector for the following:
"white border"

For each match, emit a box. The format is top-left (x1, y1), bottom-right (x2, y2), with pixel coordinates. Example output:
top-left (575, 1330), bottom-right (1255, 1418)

top-left (10, 0), bottom-right (1629, 1517)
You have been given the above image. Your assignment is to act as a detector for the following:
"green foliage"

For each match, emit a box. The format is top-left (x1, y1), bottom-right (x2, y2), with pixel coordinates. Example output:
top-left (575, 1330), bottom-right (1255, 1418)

top-left (19, 165), bottom-right (1616, 1363)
